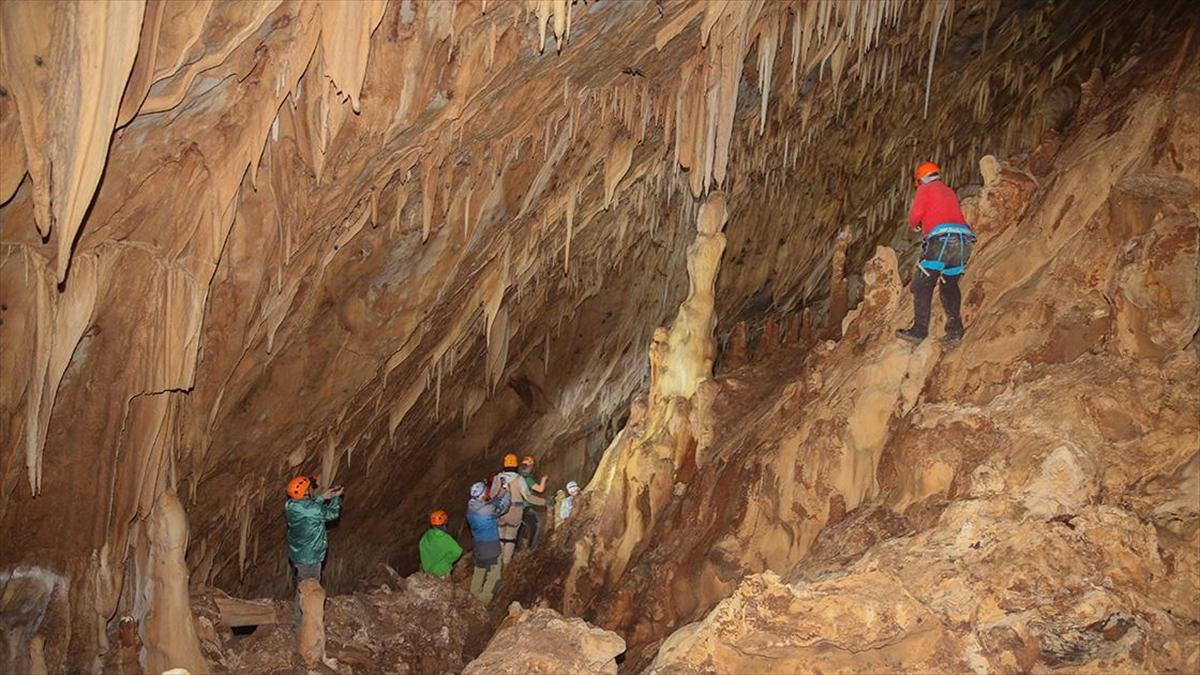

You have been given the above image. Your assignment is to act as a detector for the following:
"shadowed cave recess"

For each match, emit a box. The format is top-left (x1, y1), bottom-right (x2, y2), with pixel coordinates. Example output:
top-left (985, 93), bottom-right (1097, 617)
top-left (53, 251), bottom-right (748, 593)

top-left (1, 0), bottom-right (1198, 672)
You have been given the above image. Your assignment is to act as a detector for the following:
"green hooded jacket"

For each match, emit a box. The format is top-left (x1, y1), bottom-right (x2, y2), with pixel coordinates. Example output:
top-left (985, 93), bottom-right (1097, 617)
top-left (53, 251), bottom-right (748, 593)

top-left (285, 495), bottom-right (342, 566)
top-left (419, 527), bottom-right (463, 577)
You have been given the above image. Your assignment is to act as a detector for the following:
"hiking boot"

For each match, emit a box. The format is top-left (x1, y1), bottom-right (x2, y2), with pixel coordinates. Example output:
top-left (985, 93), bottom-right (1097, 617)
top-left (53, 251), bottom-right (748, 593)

top-left (942, 332), bottom-right (964, 346)
top-left (895, 327), bottom-right (926, 344)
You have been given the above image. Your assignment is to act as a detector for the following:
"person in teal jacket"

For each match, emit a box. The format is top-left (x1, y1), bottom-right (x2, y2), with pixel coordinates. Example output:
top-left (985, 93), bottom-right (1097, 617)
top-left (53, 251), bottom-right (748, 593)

top-left (419, 509), bottom-right (463, 578)
top-left (285, 474), bottom-right (343, 626)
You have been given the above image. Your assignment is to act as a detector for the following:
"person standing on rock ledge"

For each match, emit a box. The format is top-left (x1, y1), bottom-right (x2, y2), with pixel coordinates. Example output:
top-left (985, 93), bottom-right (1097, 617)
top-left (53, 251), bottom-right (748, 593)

top-left (285, 475), bottom-right (343, 627)
top-left (897, 161), bottom-right (977, 345)
top-left (419, 509), bottom-right (463, 579)
top-left (467, 481), bottom-right (511, 606)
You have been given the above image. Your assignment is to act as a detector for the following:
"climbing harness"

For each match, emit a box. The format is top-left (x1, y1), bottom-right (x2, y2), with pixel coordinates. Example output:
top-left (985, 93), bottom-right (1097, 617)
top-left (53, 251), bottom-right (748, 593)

top-left (918, 223), bottom-right (976, 277)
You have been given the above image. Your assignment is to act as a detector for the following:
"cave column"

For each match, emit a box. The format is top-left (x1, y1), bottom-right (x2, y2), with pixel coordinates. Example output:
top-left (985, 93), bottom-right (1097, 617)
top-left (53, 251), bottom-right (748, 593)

top-left (650, 192), bottom-right (730, 403)
top-left (602, 192), bottom-right (730, 580)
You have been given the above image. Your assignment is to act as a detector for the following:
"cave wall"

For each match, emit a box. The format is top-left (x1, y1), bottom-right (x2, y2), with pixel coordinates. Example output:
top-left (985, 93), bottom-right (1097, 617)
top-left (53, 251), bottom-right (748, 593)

top-left (505, 17), bottom-right (1199, 669)
top-left (2, 0), bottom-right (1188, 668)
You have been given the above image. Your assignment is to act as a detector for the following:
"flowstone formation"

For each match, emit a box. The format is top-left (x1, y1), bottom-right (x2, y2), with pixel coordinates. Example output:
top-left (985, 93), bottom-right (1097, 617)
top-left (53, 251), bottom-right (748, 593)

top-left (1, 0), bottom-right (1196, 671)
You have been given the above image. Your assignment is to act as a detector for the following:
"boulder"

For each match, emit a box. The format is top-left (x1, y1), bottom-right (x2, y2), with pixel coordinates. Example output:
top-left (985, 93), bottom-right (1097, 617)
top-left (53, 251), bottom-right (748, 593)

top-left (463, 604), bottom-right (625, 674)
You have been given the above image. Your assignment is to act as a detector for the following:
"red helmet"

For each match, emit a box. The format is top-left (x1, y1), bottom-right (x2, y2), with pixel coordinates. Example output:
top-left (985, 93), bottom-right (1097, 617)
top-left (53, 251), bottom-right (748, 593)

top-left (287, 475), bottom-right (311, 500)
top-left (914, 161), bottom-right (941, 184)
top-left (429, 509), bottom-right (448, 526)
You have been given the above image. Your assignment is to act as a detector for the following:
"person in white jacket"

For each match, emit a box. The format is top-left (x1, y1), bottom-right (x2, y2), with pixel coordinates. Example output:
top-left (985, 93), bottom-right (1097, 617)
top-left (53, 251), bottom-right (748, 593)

top-left (490, 452), bottom-right (546, 563)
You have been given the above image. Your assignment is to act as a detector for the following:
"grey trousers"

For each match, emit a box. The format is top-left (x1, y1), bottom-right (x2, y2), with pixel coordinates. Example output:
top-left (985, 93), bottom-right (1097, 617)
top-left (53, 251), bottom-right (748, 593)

top-left (470, 559), bottom-right (502, 606)
top-left (293, 562), bottom-right (322, 627)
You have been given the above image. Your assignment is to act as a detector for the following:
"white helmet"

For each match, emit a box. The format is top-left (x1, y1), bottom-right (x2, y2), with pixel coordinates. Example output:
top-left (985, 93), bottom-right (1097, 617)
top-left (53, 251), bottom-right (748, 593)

top-left (565, 480), bottom-right (579, 495)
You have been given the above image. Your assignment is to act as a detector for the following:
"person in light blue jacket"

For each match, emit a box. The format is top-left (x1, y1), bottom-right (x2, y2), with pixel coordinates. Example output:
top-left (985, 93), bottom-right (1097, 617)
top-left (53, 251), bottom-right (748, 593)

top-left (557, 480), bottom-right (580, 522)
top-left (466, 481), bottom-right (510, 606)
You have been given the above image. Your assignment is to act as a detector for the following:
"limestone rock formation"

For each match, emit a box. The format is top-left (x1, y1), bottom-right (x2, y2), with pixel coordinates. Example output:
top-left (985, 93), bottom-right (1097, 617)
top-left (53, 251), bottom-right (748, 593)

top-left (134, 492), bottom-right (207, 674)
top-left (296, 578), bottom-right (331, 669)
top-left (0, 0), bottom-right (1196, 670)
top-left (506, 26), bottom-right (1200, 671)
top-left (464, 603), bottom-right (625, 675)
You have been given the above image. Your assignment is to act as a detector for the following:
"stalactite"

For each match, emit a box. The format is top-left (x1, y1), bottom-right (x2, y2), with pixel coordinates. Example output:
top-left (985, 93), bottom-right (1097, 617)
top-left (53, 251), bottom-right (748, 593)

top-left (0, 1), bottom-right (144, 282)
top-left (565, 185), bottom-right (577, 273)
top-left (758, 20), bottom-right (779, 135)
top-left (923, 0), bottom-right (952, 119)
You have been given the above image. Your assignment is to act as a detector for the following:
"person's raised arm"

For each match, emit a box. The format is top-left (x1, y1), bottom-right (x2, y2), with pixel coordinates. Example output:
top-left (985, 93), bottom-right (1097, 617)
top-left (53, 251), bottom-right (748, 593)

top-left (520, 478), bottom-right (546, 506)
top-left (320, 487), bottom-right (343, 521)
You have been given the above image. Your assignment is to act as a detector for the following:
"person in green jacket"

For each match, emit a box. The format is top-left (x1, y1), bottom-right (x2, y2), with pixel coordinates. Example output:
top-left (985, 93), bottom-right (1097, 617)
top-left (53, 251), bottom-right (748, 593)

top-left (285, 474), bottom-right (343, 627)
top-left (419, 509), bottom-right (463, 578)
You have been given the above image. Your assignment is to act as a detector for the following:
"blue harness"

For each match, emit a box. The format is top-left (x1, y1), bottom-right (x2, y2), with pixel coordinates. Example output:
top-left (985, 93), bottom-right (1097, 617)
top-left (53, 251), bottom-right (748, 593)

top-left (919, 223), bottom-right (976, 276)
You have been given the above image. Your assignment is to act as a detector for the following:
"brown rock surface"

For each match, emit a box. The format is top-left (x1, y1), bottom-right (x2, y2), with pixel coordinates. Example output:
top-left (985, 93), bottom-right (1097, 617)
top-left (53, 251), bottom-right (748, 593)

top-left (506, 27), bottom-right (1200, 672)
top-left (0, 0), bottom-right (1196, 670)
top-left (183, 569), bottom-right (489, 674)
top-left (464, 603), bottom-right (625, 675)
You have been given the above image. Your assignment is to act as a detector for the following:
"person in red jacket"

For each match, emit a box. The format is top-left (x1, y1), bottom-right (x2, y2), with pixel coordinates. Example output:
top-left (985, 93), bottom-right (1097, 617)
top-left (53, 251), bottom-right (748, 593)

top-left (897, 161), bottom-right (977, 344)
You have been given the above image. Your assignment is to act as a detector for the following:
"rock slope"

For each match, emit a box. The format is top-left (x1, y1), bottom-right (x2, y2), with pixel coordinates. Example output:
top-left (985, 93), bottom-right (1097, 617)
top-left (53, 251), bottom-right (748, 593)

top-left (510, 27), bottom-right (1200, 672)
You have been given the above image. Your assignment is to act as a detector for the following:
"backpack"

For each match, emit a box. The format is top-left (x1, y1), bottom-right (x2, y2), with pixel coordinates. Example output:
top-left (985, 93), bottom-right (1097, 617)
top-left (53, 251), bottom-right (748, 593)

top-left (484, 472), bottom-right (508, 501)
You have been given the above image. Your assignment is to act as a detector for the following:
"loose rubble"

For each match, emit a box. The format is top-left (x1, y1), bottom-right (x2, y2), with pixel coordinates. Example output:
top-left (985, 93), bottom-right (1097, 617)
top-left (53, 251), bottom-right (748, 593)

top-left (184, 568), bottom-right (489, 674)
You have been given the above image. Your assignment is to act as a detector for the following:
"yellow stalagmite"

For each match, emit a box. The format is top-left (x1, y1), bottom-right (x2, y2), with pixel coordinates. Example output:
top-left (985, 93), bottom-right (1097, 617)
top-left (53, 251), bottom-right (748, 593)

top-left (652, 192), bottom-right (729, 401)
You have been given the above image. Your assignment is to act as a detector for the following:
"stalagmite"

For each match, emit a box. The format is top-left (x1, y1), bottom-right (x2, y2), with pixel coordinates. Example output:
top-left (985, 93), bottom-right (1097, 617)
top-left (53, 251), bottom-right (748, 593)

top-left (825, 225), bottom-right (852, 339)
top-left (297, 578), bottom-right (335, 669)
top-left (135, 492), bottom-right (207, 674)
top-left (653, 192), bottom-right (729, 400)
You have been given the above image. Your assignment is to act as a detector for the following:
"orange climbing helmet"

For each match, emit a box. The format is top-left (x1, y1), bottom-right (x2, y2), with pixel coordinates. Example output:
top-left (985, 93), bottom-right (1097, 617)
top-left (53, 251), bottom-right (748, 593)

top-left (503, 453), bottom-right (519, 468)
top-left (429, 509), bottom-right (448, 526)
top-left (521, 455), bottom-right (535, 466)
top-left (287, 475), bottom-right (311, 500)
top-left (914, 161), bottom-right (941, 185)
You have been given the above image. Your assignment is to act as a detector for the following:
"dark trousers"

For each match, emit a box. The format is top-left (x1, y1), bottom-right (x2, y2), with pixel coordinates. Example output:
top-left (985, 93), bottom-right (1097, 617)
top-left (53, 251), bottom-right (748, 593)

top-left (911, 269), bottom-right (964, 337)
top-left (519, 507), bottom-right (541, 551)
top-left (909, 232), bottom-right (972, 337)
